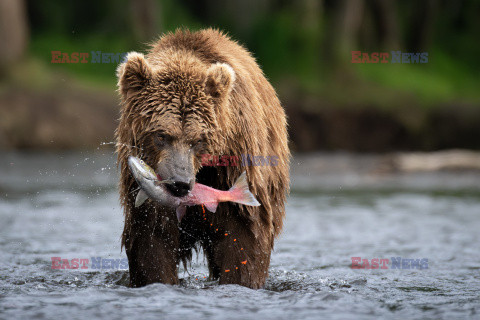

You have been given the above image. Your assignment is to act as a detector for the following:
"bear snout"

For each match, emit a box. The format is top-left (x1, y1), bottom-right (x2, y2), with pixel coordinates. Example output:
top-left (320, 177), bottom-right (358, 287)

top-left (165, 180), bottom-right (193, 197)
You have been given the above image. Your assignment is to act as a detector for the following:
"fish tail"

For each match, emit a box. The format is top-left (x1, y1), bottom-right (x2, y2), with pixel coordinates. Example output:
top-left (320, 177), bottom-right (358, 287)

top-left (228, 172), bottom-right (261, 207)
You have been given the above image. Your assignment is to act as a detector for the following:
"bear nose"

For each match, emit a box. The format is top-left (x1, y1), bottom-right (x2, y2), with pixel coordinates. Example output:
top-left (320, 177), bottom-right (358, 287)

top-left (165, 181), bottom-right (192, 197)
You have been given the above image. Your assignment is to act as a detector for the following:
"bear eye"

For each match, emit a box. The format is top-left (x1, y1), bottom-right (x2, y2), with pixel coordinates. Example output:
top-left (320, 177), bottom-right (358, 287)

top-left (192, 137), bottom-right (204, 149)
top-left (154, 133), bottom-right (170, 147)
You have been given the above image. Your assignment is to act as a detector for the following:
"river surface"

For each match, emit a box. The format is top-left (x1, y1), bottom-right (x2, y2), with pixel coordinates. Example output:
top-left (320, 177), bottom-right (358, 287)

top-left (0, 151), bottom-right (479, 319)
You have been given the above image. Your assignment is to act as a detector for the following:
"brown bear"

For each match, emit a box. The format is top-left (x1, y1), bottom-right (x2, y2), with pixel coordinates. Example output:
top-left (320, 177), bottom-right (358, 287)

top-left (115, 28), bottom-right (290, 289)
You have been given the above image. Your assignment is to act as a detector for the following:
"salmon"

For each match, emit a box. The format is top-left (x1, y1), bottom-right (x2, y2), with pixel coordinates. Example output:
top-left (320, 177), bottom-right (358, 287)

top-left (128, 156), bottom-right (260, 221)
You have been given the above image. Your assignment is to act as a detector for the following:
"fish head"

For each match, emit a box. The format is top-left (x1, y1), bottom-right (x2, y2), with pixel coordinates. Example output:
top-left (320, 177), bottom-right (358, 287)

top-left (128, 156), bottom-right (157, 181)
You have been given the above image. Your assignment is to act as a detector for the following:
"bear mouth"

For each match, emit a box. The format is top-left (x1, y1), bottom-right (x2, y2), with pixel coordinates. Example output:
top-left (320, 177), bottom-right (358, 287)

top-left (156, 173), bottom-right (193, 198)
top-left (155, 167), bottom-right (217, 197)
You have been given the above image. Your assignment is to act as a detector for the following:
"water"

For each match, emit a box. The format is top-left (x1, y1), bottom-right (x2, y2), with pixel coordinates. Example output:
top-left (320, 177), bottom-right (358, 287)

top-left (1, 151), bottom-right (479, 319)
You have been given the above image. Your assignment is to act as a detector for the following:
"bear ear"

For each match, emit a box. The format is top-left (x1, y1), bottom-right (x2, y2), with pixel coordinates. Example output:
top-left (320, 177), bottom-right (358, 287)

top-left (204, 63), bottom-right (235, 99)
top-left (117, 52), bottom-right (152, 98)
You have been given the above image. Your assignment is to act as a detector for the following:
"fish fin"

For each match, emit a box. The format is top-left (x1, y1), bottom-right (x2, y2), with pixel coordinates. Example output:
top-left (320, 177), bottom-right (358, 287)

top-left (229, 172), bottom-right (261, 207)
top-left (176, 206), bottom-right (187, 222)
top-left (203, 202), bottom-right (218, 213)
top-left (135, 189), bottom-right (149, 207)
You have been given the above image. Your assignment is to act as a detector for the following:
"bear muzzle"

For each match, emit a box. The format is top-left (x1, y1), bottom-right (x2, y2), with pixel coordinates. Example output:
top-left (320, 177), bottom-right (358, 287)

top-left (164, 179), bottom-right (193, 197)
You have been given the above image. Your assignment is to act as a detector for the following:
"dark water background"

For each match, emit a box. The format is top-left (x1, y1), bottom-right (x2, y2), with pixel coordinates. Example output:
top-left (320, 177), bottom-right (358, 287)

top-left (1, 151), bottom-right (479, 319)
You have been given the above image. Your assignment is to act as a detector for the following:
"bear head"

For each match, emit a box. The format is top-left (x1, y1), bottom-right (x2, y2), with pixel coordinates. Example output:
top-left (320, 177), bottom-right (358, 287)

top-left (116, 51), bottom-right (235, 196)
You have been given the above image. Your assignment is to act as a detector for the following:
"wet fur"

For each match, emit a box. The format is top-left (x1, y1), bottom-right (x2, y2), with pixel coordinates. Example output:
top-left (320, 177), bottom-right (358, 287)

top-left (116, 28), bottom-right (290, 288)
